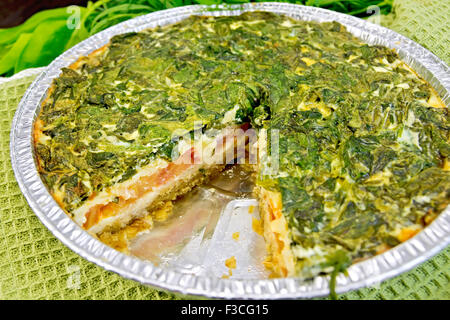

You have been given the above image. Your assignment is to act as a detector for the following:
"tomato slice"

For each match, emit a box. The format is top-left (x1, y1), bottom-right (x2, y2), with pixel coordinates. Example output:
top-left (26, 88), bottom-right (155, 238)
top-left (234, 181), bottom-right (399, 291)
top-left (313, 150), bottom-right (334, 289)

top-left (83, 148), bottom-right (196, 230)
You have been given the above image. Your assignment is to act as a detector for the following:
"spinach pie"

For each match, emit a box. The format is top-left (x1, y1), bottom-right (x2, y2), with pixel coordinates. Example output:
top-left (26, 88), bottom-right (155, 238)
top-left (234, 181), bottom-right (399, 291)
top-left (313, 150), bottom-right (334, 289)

top-left (34, 11), bottom-right (449, 278)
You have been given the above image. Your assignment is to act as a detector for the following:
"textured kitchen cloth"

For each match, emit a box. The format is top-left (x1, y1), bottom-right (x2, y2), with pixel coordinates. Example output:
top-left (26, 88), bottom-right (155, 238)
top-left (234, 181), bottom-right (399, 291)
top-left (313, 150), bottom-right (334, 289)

top-left (1, 0), bottom-right (449, 300)
top-left (377, 0), bottom-right (450, 66)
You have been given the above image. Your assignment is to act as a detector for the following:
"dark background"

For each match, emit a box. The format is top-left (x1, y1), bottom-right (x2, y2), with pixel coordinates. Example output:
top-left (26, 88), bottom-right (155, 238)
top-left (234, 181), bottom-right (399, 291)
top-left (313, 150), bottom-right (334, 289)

top-left (0, 0), bottom-right (90, 27)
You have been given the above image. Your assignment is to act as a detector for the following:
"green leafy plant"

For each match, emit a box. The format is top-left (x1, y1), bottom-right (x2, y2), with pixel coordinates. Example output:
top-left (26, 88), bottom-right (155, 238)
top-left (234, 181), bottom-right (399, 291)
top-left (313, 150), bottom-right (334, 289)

top-left (0, 0), bottom-right (393, 76)
top-left (0, 7), bottom-right (87, 75)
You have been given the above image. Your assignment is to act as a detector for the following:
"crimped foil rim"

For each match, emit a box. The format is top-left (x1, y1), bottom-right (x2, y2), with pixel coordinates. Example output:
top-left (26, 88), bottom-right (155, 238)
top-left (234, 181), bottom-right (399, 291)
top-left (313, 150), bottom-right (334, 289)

top-left (10, 3), bottom-right (450, 299)
top-left (0, 67), bottom-right (45, 85)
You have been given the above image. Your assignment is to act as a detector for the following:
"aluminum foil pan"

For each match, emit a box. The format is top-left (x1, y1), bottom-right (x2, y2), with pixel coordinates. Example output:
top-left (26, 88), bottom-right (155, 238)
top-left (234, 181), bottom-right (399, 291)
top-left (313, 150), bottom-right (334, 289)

top-left (10, 3), bottom-right (450, 299)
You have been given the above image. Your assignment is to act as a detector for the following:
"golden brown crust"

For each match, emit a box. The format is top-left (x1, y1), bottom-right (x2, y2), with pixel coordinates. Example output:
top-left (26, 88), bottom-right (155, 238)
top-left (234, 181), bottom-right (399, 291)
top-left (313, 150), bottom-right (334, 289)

top-left (255, 186), bottom-right (296, 277)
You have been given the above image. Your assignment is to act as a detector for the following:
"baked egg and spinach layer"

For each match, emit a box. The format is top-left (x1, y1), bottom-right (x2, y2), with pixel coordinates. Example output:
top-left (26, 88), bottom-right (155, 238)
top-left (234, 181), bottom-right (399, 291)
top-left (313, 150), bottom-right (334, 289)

top-left (34, 12), bottom-right (449, 278)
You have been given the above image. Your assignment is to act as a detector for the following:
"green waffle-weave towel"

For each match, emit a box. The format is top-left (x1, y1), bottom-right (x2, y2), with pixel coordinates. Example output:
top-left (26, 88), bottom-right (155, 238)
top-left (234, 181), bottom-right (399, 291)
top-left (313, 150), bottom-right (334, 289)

top-left (377, 0), bottom-right (450, 65)
top-left (1, 0), bottom-right (449, 299)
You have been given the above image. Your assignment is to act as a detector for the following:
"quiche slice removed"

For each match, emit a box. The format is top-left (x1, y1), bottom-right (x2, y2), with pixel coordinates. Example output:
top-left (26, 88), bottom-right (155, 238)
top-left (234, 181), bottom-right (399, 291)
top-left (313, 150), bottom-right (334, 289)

top-left (34, 12), bottom-right (449, 278)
